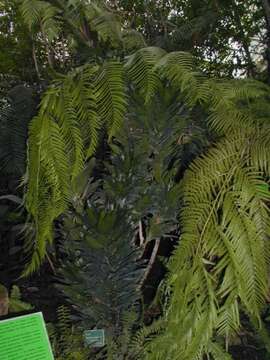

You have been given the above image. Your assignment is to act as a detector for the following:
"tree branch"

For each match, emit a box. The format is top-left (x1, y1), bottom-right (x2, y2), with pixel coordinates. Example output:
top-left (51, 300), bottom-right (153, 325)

top-left (139, 238), bottom-right (160, 289)
top-left (32, 42), bottom-right (41, 80)
top-left (138, 220), bottom-right (145, 246)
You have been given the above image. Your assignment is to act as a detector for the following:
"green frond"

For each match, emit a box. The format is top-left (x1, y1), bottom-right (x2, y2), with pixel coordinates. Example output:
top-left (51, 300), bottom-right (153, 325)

top-left (95, 61), bottom-right (127, 140)
top-left (39, 1), bottom-right (61, 41)
top-left (131, 319), bottom-right (165, 357)
top-left (208, 342), bottom-right (233, 360)
top-left (147, 131), bottom-right (270, 359)
top-left (249, 128), bottom-right (270, 176)
top-left (125, 47), bottom-right (167, 103)
top-left (19, 0), bottom-right (41, 29)
top-left (24, 59), bottom-right (130, 272)
top-left (88, 2), bottom-right (122, 45)
top-left (56, 305), bottom-right (71, 340)
top-left (62, 65), bottom-right (100, 161)
top-left (207, 80), bottom-right (270, 134)
top-left (20, 0), bottom-right (61, 41)
top-left (25, 108), bottom-right (70, 274)
top-left (154, 51), bottom-right (200, 106)
top-left (122, 30), bottom-right (147, 51)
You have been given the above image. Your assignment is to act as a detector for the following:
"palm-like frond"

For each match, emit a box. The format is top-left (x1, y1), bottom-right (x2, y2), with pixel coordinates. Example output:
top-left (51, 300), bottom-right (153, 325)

top-left (87, 2), bottom-right (122, 45)
top-left (24, 61), bottom-right (128, 272)
top-left (95, 61), bottom-right (127, 140)
top-left (122, 30), bottom-right (146, 51)
top-left (20, 0), bottom-right (142, 51)
top-left (25, 111), bottom-right (70, 274)
top-left (154, 51), bottom-right (202, 108)
top-left (23, 47), bottom-right (270, 355)
top-left (125, 47), bottom-right (166, 103)
top-left (123, 47), bottom-right (270, 360)
top-left (146, 130), bottom-right (270, 359)
top-left (19, 3), bottom-right (132, 268)
top-left (207, 79), bottom-right (270, 134)
top-left (19, 0), bottom-right (61, 41)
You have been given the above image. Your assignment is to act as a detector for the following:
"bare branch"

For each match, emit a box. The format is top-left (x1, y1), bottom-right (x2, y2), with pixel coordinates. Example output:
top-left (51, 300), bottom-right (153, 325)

top-left (139, 238), bottom-right (160, 289)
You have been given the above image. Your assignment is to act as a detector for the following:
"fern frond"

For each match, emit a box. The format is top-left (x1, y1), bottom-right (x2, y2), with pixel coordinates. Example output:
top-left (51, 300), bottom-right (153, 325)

top-left (207, 80), bottom-right (270, 134)
top-left (25, 113), bottom-right (69, 274)
top-left (19, 0), bottom-right (41, 29)
top-left (125, 47), bottom-right (167, 103)
top-left (88, 2), bottom-right (122, 45)
top-left (95, 61), bottom-right (127, 140)
top-left (154, 51), bottom-right (200, 106)
top-left (57, 305), bottom-right (71, 344)
top-left (25, 58), bottom-right (130, 272)
top-left (122, 30), bottom-right (147, 51)
top-left (62, 0), bottom-right (124, 48)
top-left (20, 0), bottom-right (61, 41)
top-left (208, 342), bottom-right (233, 360)
top-left (131, 319), bottom-right (165, 357)
top-left (39, 1), bottom-right (61, 41)
top-left (147, 131), bottom-right (270, 359)
top-left (61, 66), bottom-right (100, 163)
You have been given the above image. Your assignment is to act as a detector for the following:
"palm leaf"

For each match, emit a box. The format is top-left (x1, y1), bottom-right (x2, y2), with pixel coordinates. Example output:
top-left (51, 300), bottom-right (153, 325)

top-left (147, 131), bottom-right (270, 359)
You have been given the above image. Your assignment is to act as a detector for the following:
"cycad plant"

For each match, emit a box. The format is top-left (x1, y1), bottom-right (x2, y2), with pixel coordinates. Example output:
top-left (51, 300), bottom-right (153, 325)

top-left (15, 2), bottom-right (270, 357)
top-left (57, 87), bottom-right (206, 357)
top-left (145, 132), bottom-right (270, 359)
top-left (134, 51), bottom-right (270, 359)
top-left (59, 206), bottom-right (143, 333)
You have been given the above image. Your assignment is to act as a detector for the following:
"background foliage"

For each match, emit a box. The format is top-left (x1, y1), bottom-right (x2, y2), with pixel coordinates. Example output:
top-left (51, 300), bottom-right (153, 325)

top-left (0, 1), bottom-right (270, 360)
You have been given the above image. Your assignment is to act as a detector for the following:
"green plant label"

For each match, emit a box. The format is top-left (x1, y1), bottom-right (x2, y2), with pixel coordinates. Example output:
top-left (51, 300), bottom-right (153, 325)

top-left (84, 329), bottom-right (105, 347)
top-left (0, 312), bottom-right (54, 360)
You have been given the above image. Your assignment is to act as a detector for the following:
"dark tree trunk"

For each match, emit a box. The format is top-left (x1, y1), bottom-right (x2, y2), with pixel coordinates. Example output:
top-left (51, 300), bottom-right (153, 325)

top-left (262, 0), bottom-right (270, 83)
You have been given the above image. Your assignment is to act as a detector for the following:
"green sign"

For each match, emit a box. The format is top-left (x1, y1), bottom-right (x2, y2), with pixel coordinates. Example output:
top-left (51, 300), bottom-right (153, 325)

top-left (84, 329), bottom-right (105, 347)
top-left (0, 312), bottom-right (54, 360)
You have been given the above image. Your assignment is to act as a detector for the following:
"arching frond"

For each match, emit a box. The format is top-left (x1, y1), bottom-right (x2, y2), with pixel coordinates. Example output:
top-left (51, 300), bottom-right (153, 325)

top-left (19, 0), bottom-right (128, 49)
top-left (19, 0), bottom-right (61, 41)
top-left (207, 79), bottom-right (270, 134)
top-left (125, 47), bottom-right (167, 103)
top-left (24, 80), bottom-right (82, 272)
top-left (87, 2), bottom-right (122, 45)
top-left (63, 65), bottom-right (100, 159)
top-left (24, 60), bottom-right (129, 272)
top-left (25, 111), bottom-right (70, 274)
top-left (154, 51), bottom-right (201, 106)
top-left (19, 0), bottom-right (41, 28)
top-left (146, 131), bottom-right (270, 359)
top-left (122, 29), bottom-right (147, 51)
top-left (95, 61), bottom-right (127, 140)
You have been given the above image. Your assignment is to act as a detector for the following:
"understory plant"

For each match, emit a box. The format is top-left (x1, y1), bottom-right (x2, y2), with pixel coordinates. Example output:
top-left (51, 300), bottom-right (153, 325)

top-left (57, 93), bottom-right (189, 353)
top-left (3, 1), bottom-right (269, 359)
top-left (59, 51), bottom-right (269, 359)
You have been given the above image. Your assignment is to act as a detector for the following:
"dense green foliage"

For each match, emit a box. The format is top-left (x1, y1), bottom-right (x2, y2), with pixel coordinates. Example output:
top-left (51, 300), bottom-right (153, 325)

top-left (0, 1), bottom-right (270, 360)
top-left (111, 0), bottom-right (269, 78)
